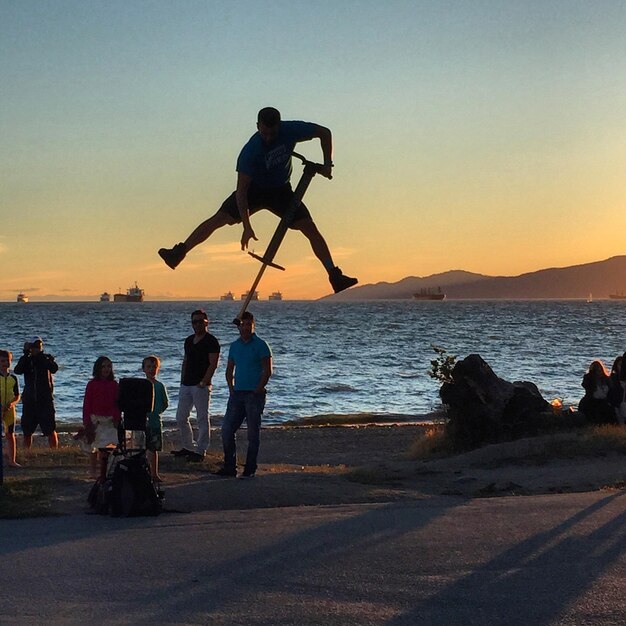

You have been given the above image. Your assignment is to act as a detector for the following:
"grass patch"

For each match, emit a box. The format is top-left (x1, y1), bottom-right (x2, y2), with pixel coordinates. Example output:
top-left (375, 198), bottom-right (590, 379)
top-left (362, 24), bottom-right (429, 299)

top-left (2, 445), bottom-right (89, 518)
top-left (22, 441), bottom-right (223, 474)
top-left (407, 424), bottom-right (626, 465)
top-left (0, 478), bottom-right (56, 519)
top-left (407, 425), bottom-right (453, 460)
top-left (19, 445), bottom-right (86, 469)
top-left (262, 463), bottom-right (348, 475)
top-left (526, 426), bottom-right (626, 462)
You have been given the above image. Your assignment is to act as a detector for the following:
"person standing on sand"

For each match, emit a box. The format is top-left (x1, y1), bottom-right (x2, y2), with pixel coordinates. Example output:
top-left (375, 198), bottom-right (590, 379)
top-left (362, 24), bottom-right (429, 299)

top-left (170, 310), bottom-right (220, 462)
top-left (82, 356), bottom-right (121, 479)
top-left (214, 311), bottom-right (272, 479)
top-left (0, 349), bottom-right (21, 467)
top-left (142, 355), bottom-right (169, 482)
top-left (158, 106), bottom-right (358, 294)
top-left (14, 337), bottom-right (59, 449)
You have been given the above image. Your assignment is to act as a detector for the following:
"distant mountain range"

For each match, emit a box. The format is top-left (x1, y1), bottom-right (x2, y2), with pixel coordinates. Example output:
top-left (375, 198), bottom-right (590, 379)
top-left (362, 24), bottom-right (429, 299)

top-left (324, 256), bottom-right (626, 300)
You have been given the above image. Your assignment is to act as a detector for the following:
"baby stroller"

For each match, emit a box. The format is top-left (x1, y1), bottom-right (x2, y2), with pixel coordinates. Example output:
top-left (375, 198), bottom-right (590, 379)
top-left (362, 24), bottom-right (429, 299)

top-left (88, 377), bottom-right (163, 517)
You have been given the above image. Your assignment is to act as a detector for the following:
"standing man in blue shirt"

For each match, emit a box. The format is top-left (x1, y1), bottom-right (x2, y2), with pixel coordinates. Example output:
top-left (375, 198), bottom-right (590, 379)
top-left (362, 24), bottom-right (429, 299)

top-left (214, 311), bottom-right (272, 478)
top-left (158, 107), bottom-right (357, 294)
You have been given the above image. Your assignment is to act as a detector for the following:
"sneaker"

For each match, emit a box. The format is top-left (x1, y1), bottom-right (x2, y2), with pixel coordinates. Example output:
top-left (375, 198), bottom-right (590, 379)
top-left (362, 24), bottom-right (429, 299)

top-left (158, 242), bottom-right (187, 269)
top-left (170, 448), bottom-right (193, 458)
top-left (186, 451), bottom-right (206, 463)
top-left (329, 267), bottom-right (358, 294)
top-left (239, 469), bottom-right (255, 479)
top-left (212, 467), bottom-right (237, 478)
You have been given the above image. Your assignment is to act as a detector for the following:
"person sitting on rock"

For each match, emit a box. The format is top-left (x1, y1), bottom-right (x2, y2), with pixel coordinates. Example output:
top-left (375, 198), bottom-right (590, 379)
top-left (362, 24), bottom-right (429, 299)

top-left (609, 351), bottom-right (626, 425)
top-left (609, 355), bottom-right (622, 392)
top-left (579, 359), bottom-right (614, 425)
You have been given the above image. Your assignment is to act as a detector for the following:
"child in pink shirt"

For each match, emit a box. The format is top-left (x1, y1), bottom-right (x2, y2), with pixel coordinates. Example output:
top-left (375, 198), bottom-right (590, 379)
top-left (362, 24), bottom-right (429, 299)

top-left (82, 356), bottom-right (121, 478)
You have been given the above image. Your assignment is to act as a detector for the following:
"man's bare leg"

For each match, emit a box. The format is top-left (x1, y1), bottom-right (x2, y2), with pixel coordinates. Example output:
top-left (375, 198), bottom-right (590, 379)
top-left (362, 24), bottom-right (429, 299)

top-left (292, 218), bottom-right (333, 263)
top-left (48, 431), bottom-right (59, 449)
top-left (184, 212), bottom-right (234, 250)
top-left (292, 218), bottom-right (358, 293)
top-left (159, 212), bottom-right (233, 269)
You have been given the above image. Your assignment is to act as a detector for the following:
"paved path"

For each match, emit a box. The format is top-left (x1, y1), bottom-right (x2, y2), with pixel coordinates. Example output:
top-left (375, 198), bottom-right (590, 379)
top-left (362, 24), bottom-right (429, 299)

top-left (1, 491), bottom-right (625, 625)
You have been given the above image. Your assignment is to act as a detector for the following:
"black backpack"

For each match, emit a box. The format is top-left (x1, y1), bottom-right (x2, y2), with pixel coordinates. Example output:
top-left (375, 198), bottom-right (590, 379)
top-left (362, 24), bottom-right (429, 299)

top-left (87, 451), bottom-right (163, 517)
top-left (109, 452), bottom-right (162, 517)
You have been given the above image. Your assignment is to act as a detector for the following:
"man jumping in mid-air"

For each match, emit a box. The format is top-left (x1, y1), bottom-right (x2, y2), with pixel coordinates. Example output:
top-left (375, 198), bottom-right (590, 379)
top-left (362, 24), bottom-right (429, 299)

top-left (158, 107), bottom-right (358, 294)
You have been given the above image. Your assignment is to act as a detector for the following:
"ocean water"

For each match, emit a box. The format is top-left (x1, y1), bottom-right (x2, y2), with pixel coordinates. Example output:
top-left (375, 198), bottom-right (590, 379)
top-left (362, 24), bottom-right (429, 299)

top-left (2, 300), bottom-right (626, 427)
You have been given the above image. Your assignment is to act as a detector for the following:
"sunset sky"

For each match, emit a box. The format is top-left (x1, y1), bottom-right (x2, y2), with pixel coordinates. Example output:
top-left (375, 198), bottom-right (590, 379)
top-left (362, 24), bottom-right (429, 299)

top-left (2, 0), bottom-right (626, 300)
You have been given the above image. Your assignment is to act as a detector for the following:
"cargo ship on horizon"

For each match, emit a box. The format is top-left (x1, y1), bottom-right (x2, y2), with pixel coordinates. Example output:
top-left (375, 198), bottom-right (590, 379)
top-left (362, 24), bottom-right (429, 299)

top-left (113, 283), bottom-right (144, 302)
top-left (413, 287), bottom-right (446, 301)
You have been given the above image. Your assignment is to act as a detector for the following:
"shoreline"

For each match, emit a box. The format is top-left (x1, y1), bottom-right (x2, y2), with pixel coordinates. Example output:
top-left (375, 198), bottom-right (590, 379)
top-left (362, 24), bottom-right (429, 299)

top-left (48, 411), bottom-right (443, 435)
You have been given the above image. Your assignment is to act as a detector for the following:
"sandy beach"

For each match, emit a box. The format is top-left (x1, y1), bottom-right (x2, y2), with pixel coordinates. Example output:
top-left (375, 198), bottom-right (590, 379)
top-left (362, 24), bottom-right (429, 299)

top-left (3, 422), bottom-right (625, 517)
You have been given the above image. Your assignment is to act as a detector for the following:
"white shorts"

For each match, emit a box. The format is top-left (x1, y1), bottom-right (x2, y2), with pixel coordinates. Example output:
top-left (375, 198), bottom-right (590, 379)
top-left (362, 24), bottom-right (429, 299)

top-left (91, 414), bottom-right (119, 451)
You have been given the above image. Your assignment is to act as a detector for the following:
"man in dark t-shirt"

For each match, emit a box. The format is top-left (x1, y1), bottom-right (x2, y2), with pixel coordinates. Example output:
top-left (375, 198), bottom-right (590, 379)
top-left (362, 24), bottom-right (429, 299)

top-left (171, 309), bottom-right (220, 461)
top-left (14, 337), bottom-right (59, 449)
top-left (158, 106), bottom-right (357, 294)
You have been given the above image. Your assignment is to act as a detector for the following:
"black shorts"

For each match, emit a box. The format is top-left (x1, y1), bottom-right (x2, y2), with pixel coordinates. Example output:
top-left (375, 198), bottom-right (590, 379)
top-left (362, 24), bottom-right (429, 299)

top-left (145, 424), bottom-right (163, 452)
top-left (21, 401), bottom-right (57, 436)
top-left (218, 184), bottom-right (312, 225)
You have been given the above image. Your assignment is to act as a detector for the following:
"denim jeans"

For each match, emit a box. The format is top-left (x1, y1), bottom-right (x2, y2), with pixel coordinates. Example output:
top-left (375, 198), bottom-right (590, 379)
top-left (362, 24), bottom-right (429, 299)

top-left (221, 390), bottom-right (266, 473)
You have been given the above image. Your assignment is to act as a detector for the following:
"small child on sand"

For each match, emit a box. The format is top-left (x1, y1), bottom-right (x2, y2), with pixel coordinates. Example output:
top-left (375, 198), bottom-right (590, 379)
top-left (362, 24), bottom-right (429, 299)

top-left (82, 356), bottom-right (121, 479)
top-left (142, 355), bottom-right (169, 482)
top-left (0, 349), bottom-right (21, 468)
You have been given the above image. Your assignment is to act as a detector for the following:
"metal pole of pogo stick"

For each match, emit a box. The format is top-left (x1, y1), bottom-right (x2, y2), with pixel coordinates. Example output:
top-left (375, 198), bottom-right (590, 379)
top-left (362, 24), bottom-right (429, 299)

top-left (233, 153), bottom-right (325, 325)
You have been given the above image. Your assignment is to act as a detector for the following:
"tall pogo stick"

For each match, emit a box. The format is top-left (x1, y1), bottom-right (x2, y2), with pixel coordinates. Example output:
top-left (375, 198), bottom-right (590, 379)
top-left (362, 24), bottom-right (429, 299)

top-left (233, 152), bottom-right (329, 325)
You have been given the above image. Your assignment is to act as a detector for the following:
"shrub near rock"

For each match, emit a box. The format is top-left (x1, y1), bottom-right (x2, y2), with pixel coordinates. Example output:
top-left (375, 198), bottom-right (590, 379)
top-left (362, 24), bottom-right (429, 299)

top-left (440, 354), bottom-right (554, 452)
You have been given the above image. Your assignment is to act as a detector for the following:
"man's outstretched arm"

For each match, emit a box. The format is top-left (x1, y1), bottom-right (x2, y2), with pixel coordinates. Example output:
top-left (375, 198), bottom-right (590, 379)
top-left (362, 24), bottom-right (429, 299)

top-left (236, 172), bottom-right (258, 250)
top-left (312, 124), bottom-right (333, 179)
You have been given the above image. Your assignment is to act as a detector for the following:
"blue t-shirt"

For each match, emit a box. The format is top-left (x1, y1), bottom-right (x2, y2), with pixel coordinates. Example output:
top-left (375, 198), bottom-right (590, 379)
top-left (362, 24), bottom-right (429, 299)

top-left (236, 121), bottom-right (316, 188)
top-left (228, 334), bottom-right (272, 391)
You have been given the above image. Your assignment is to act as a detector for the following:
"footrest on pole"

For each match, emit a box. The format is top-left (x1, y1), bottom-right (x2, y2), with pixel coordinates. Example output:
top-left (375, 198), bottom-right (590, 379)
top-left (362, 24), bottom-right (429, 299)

top-left (248, 252), bottom-right (285, 271)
